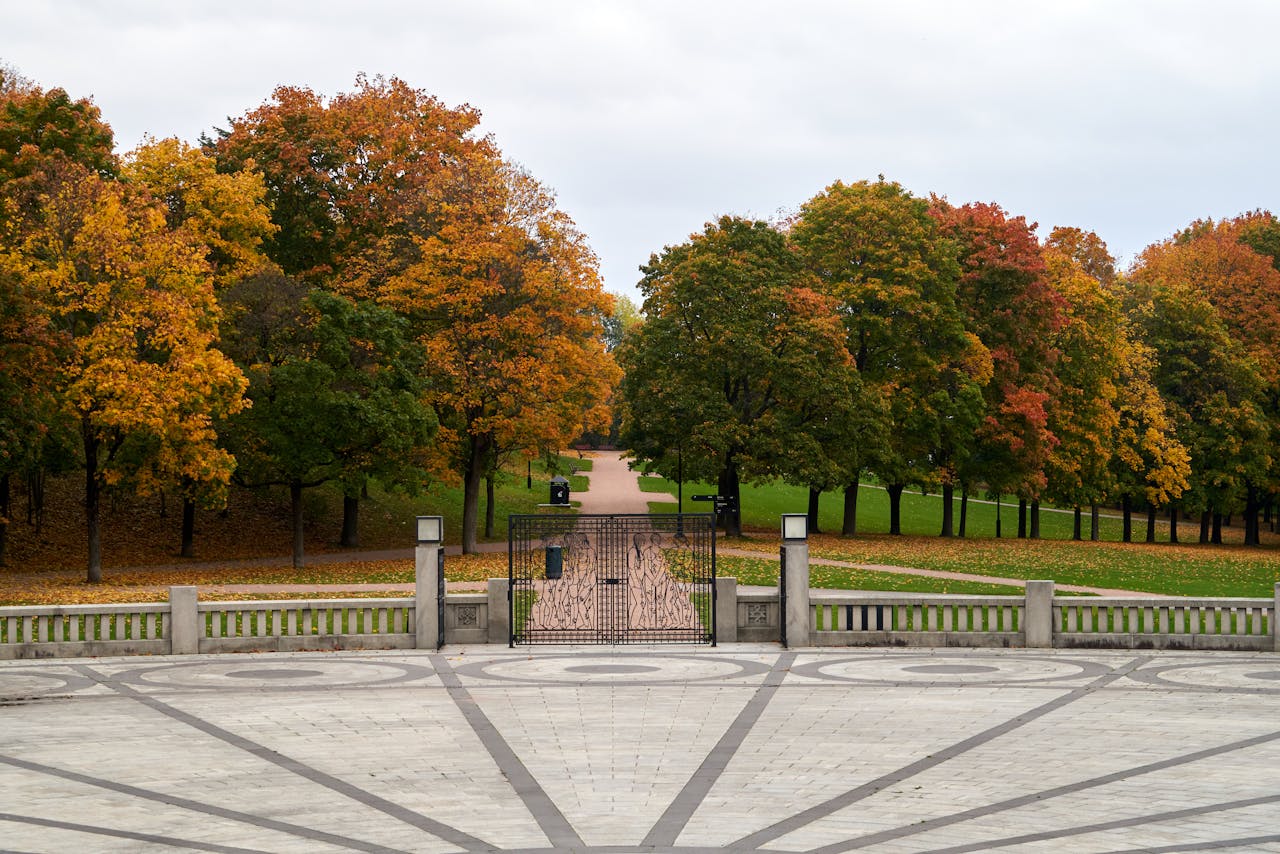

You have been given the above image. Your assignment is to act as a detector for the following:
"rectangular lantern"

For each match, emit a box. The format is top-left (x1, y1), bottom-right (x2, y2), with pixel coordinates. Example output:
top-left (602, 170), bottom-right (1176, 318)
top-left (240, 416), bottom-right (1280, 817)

top-left (781, 513), bottom-right (808, 543)
top-left (416, 515), bottom-right (443, 545)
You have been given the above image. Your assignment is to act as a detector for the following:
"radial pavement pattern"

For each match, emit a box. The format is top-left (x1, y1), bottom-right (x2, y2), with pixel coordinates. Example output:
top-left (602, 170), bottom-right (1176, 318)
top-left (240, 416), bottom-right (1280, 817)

top-left (2, 646), bottom-right (1279, 852)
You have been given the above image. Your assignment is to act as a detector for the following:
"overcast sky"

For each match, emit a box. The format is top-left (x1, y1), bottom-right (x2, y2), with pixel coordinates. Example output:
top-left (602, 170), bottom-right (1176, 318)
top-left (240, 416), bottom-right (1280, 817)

top-left (6, 1), bottom-right (1279, 302)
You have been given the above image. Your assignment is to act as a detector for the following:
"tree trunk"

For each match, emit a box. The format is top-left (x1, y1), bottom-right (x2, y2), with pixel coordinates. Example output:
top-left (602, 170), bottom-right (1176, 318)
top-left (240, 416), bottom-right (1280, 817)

top-left (1146, 504), bottom-right (1157, 543)
top-left (1211, 512), bottom-right (1223, 545)
top-left (341, 493), bottom-right (360, 548)
top-left (717, 460), bottom-right (742, 537)
top-left (1017, 500), bottom-right (1027, 538)
top-left (1199, 510), bottom-right (1210, 544)
top-left (940, 483), bottom-right (954, 537)
top-left (0, 473), bottom-right (9, 566)
top-left (485, 474), bottom-right (496, 539)
top-left (841, 476), bottom-right (859, 536)
top-left (1243, 485), bottom-right (1260, 547)
top-left (807, 487), bottom-right (822, 535)
top-left (1122, 494), bottom-right (1132, 543)
top-left (887, 483), bottom-right (904, 535)
top-left (1029, 501), bottom-right (1041, 539)
top-left (180, 497), bottom-right (196, 558)
top-left (1090, 503), bottom-right (1100, 541)
top-left (995, 494), bottom-right (1002, 538)
top-left (159, 489), bottom-right (167, 518)
top-left (28, 467), bottom-right (45, 534)
top-left (1072, 507), bottom-right (1082, 541)
top-left (1169, 505), bottom-right (1179, 543)
top-left (290, 480), bottom-right (305, 568)
top-left (958, 487), bottom-right (968, 538)
top-left (84, 424), bottom-right (102, 584)
top-left (461, 438), bottom-right (486, 554)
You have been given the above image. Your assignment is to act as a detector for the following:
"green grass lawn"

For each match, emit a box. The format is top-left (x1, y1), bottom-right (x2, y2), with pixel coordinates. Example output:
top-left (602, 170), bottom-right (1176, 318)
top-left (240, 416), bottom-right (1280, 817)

top-left (638, 474), bottom-right (1201, 541)
top-left (640, 475), bottom-right (1280, 597)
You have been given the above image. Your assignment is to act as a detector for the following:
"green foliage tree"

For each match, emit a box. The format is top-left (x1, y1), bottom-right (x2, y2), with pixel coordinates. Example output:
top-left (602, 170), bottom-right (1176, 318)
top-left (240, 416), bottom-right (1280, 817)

top-left (791, 178), bottom-right (988, 536)
top-left (619, 216), bottom-right (854, 536)
top-left (220, 276), bottom-right (435, 565)
top-left (1122, 275), bottom-right (1269, 544)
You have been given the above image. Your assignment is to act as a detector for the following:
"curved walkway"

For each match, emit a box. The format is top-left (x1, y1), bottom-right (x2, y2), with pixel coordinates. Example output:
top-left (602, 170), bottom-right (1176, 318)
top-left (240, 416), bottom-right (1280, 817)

top-left (3, 646), bottom-right (1279, 852)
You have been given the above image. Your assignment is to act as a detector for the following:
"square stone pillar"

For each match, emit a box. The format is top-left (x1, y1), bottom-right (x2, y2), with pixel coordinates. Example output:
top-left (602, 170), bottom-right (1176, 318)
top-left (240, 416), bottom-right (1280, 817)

top-left (782, 542), bottom-right (810, 647)
top-left (415, 543), bottom-right (442, 650)
top-left (1025, 580), bottom-right (1055, 648)
top-left (488, 578), bottom-right (510, 645)
top-left (715, 577), bottom-right (738, 643)
top-left (169, 586), bottom-right (199, 655)
top-left (1274, 583), bottom-right (1280, 653)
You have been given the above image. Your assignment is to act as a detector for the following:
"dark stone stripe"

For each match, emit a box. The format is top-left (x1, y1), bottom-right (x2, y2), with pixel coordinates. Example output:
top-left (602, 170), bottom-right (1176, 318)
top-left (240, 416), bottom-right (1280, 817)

top-left (431, 653), bottom-right (585, 848)
top-left (1114, 835), bottom-right (1280, 853)
top-left (0, 755), bottom-right (409, 854)
top-left (810, 728), bottom-right (1280, 852)
top-left (642, 651), bottom-right (797, 847)
top-left (71, 664), bottom-right (491, 852)
top-left (921, 793), bottom-right (1280, 853)
top-left (0, 812), bottom-right (270, 853)
top-left (731, 656), bottom-right (1149, 849)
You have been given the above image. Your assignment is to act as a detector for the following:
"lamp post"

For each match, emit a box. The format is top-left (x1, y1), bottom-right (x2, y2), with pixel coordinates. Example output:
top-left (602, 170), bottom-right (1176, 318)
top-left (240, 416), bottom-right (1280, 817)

top-left (780, 513), bottom-right (810, 647)
top-left (677, 444), bottom-right (683, 515)
top-left (415, 515), bottom-right (444, 650)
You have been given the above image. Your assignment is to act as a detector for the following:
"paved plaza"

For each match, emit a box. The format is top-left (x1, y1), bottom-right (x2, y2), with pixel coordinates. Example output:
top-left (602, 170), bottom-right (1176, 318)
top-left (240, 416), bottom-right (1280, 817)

top-left (2, 645), bottom-right (1279, 853)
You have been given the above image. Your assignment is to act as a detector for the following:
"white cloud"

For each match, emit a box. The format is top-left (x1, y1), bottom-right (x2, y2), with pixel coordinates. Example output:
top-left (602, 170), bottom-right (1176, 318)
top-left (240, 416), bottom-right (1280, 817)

top-left (5, 0), bottom-right (1278, 294)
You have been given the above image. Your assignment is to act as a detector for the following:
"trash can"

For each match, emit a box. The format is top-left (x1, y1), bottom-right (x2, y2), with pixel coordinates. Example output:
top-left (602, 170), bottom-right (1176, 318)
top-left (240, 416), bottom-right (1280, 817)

top-left (549, 475), bottom-right (570, 506)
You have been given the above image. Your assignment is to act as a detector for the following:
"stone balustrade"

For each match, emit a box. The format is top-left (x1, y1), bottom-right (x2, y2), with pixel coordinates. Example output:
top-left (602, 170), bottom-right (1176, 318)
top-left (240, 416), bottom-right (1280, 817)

top-left (2, 572), bottom-right (1276, 659)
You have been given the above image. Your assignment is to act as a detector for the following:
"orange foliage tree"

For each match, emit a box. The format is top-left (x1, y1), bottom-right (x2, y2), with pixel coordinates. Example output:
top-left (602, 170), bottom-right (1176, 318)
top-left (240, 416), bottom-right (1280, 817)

top-left (377, 162), bottom-right (617, 551)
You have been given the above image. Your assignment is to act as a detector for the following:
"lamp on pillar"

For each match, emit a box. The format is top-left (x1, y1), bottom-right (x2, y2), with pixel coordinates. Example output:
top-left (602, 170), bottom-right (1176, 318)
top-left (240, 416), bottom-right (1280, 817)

top-left (414, 515), bottom-right (444, 650)
top-left (780, 513), bottom-right (810, 647)
top-left (782, 513), bottom-right (808, 543)
top-left (416, 515), bottom-right (443, 545)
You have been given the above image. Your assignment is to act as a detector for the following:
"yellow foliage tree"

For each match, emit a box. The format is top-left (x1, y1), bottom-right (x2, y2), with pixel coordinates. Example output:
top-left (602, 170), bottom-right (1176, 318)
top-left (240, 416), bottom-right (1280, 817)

top-left (18, 171), bottom-right (247, 581)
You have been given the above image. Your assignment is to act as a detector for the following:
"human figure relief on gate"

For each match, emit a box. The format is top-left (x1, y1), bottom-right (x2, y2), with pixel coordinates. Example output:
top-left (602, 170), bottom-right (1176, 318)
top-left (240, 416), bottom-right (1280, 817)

top-left (628, 532), bottom-right (699, 630)
top-left (562, 531), bottom-right (596, 628)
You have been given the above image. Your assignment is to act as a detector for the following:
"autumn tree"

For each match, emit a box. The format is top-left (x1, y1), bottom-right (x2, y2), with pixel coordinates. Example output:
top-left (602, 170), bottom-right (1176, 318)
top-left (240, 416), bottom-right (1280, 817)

top-left (211, 75), bottom-right (496, 541)
top-left (120, 137), bottom-right (276, 555)
top-left (1130, 222), bottom-right (1280, 544)
top-left (619, 216), bottom-right (854, 537)
top-left (378, 163), bottom-right (616, 551)
top-left (933, 200), bottom-right (1064, 537)
top-left (0, 76), bottom-right (120, 564)
top-left (1040, 232), bottom-right (1124, 539)
top-left (791, 178), bottom-right (988, 536)
top-left (1108, 334), bottom-right (1190, 541)
top-left (14, 171), bottom-right (247, 581)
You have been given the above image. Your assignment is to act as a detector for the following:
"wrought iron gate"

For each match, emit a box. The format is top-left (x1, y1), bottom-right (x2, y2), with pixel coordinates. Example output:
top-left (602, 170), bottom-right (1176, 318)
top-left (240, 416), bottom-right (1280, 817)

top-left (508, 513), bottom-right (716, 645)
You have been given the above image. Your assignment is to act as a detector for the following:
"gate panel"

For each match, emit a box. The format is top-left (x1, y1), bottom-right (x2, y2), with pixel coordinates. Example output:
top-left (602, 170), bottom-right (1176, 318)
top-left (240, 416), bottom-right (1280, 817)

top-left (509, 514), bottom-right (715, 645)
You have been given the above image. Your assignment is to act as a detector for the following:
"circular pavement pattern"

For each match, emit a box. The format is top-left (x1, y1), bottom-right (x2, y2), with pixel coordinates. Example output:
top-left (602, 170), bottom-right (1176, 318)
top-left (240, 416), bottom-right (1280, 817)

top-left (113, 658), bottom-right (436, 691)
top-left (455, 653), bottom-right (772, 685)
top-left (0, 670), bottom-right (95, 699)
top-left (790, 653), bottom-right (1109, 686)
top-left (225, 667), bottom-right (325, 680)
top-left (1126, 659), bottom-right (1280, 694)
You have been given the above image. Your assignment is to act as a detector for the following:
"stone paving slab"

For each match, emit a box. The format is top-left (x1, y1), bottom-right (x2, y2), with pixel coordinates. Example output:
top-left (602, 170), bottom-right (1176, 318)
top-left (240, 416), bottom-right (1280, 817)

top-left (2, 644), bottom-right (1279, 852)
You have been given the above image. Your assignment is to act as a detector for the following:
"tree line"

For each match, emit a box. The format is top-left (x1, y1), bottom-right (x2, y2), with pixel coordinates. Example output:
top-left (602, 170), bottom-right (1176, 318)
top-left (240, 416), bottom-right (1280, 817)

top-left (0, 66), bottom-right (617, 579)
top-left (618, 179), bottom-right (1280, 546)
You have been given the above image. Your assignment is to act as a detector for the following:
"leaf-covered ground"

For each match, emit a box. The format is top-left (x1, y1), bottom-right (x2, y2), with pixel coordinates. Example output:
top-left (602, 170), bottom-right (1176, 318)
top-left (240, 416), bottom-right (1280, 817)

top-left (0, 553), bottom-right (508, 606)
